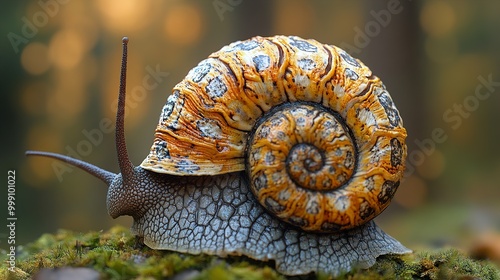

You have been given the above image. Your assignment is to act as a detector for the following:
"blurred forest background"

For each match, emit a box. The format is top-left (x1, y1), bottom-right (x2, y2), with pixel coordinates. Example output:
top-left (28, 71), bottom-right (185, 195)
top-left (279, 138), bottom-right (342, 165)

top-left (1, 0), bottom-right (499, 258)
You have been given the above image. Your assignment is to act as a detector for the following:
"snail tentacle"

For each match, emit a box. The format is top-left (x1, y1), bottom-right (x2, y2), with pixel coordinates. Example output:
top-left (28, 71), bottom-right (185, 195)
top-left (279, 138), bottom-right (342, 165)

top-left (115, 37), bottom-right (136, 183)
top-left (25, 151), bottom-right (115, 185)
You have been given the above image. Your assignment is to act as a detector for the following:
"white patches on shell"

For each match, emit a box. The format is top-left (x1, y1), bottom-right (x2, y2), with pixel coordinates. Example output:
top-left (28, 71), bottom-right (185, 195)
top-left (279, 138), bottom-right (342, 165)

top-left (344, 68), bottom-right (359, 80)
top-left (161, 90), bottom-right (184, 130)
top-left (162, 92), bottom-right (178, 119)
top-left (356, 108), bottom-right (378, 128)
top-left (376, 88), bottom-right (401, 127)
top-left (232, 40), bottom-right (259, 51)
top-left (154, 140), bottom-right (170, 160)
top-left (188, 62), bottom-right (212, 83)
top-left (205, 76), bottom-right (227, 99)
top-left (297, 58), bottom-right (316, 71)
top-left (364, 176), bottom-right (376, 191)
top-left (294, 74), bottom-right (310, 88)
top-left (368, 137), bottom-right (390, 166)
top-left (334, 195), bottom-right (350, 212)
top-left (175, 159), bottom-right (201, 174)
top-left (289, 37), bottom-right (317, 52)
top-left (306, 197), bottom-right (320, 214)
top-left (338, 50), bottom-right (361, 68)
top-left (390, 138), bottom-right (403, 167)
top-left (196, 118), bottom-right (222, 139)
top-left (252, 55), bottom-right (271, 72)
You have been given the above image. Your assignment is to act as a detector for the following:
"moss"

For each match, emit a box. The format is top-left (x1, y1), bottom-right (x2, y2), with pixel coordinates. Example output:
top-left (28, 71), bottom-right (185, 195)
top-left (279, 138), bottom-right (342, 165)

top-left (1, 226), bottom-right (499, 280)
top-left (339, 249), bottom-right (500, 280)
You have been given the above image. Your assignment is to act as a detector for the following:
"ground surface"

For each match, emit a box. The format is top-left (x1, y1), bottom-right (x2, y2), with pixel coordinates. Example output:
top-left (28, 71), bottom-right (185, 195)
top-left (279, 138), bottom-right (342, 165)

top-left (1, 226), bottom-right (499, 279)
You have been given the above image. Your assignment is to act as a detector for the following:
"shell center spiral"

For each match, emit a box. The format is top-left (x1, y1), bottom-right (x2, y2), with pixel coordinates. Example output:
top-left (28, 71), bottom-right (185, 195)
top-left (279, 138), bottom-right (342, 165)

top-left (283, 110), bottom-right (356, 191)
top-left (288, 143), bottom-right (324, 173)
top-left (248, 103), bottom-right (358, 230)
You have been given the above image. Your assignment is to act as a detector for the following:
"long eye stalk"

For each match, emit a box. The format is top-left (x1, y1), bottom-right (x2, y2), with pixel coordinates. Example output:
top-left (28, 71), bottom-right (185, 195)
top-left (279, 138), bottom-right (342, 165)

top-left (115, 37), bottom-right (135, 183)
top-left (26, 37), bottom-right (135, 186)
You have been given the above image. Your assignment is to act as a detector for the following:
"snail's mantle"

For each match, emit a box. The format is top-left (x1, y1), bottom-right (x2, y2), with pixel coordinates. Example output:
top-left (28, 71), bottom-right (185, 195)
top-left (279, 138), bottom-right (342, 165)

top-left (1, 226), bottom-right (499, 280)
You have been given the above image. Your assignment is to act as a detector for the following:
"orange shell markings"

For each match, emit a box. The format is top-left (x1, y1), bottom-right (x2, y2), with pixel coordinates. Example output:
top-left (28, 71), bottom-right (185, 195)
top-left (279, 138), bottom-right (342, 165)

top-left (141, 36), bottom-right (405, 174)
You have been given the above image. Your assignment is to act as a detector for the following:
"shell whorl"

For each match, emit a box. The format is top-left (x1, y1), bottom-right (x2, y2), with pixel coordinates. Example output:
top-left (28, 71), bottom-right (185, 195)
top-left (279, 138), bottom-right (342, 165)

top-left (141, 35), bottom-right (407, 231)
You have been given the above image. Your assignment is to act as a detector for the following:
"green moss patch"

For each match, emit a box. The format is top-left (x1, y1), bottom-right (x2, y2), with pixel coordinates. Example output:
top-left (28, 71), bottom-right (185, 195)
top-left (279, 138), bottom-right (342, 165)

top-left (1, 226), bottom-right (499, 279)
top-left (345, 249), bottom-right (500, 280)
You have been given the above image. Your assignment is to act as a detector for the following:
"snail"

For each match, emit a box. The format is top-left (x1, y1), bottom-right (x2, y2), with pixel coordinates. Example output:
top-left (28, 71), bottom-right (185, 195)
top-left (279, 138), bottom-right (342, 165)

top-left (27, 35), bottom-right (410, 276)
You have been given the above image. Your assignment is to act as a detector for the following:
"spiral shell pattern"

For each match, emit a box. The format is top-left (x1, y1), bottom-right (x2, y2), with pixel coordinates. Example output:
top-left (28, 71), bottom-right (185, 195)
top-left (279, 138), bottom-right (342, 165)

top-left (141, 35), bottom-right (407, 231)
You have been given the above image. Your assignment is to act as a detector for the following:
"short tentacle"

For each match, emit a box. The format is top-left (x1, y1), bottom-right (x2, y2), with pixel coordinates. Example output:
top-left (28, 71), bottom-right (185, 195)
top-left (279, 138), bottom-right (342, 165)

top-left (25, 151), bottom-right (115, 185)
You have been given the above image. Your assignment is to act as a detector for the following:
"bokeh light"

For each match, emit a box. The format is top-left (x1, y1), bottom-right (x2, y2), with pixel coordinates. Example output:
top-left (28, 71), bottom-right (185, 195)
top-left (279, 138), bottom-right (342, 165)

top-left (48, 29), bottom-right (86, 69)
top-left (95, 0), bottom-right (153, 33)
top-left (164, 3), bottom-right (204, 46)
top-left (417, 150), bottom-right (446, 180)
top-left (420, 1), bottom-right (457, 37)
top-left (21, 42), bottom-right (50, 75)
top-left (394, 175), bottom-right (428, 209)
top-left (273, 1), bottom-right (315, 37)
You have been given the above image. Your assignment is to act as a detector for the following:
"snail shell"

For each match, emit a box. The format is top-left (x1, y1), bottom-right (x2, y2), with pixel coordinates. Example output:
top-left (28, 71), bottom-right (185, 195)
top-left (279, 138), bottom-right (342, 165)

top-left (141, 35), bottom-right (407, 232)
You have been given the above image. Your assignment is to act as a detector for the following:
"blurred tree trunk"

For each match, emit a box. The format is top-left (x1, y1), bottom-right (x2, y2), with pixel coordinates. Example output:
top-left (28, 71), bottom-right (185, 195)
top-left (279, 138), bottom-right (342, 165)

top-left (362, 2), bottom-right (425, 150)
top-left (234, 0), bottom-right (273, 39)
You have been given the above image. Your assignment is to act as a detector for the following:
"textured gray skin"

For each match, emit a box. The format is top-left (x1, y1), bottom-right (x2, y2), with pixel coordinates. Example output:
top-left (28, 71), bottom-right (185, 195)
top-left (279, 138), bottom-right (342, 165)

top-left (107, 167), bottom-right (410, 276)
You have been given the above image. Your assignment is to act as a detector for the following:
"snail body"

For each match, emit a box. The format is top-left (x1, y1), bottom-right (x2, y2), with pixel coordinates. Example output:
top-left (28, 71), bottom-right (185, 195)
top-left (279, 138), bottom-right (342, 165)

top-left (27, 36), bottom-right (410, 276)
